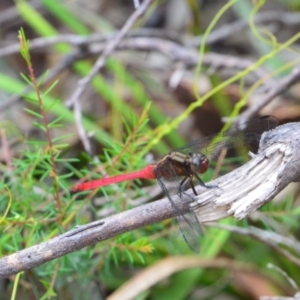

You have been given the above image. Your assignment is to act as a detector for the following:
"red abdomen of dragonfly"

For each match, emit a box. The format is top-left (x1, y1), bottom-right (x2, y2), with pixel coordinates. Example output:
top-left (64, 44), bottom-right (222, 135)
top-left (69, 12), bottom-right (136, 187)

top-left (71, 164), bottom-right (157, 191)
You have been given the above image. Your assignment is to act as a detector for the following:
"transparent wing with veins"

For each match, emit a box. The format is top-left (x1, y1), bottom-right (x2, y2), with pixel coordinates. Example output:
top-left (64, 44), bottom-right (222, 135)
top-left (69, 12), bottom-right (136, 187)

top-left (176, 116), bottom-right (279, 162)
top-left (155, 157), bottom-right (203, 252)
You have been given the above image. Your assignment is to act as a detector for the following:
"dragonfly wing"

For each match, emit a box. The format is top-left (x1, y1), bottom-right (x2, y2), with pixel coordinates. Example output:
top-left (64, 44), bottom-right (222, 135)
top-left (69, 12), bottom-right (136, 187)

top-left (176, 211), bottom-right (203, 252)
top-left (175, 116), bottom-right (279, 177)
top-left (155, 159), bottom-right (203, 252)
top-left (177, 115), bottom-right (278, 157)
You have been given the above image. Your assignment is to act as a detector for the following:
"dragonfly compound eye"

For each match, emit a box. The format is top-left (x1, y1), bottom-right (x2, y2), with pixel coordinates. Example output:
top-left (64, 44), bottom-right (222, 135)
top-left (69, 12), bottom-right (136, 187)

top-left (191, 153), bottom-right (209, 174)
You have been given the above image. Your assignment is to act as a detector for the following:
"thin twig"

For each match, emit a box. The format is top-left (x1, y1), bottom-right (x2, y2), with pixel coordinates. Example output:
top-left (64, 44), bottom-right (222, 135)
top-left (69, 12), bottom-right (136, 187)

top-left (72, 92), bottom-right (92, 154)
top-left (0, 36), bottom-right (277, 113)
top-left (2, 11), bottom-right (300, 57)
top-left (18, 31), bottom-right (62, 217)
top-left (66, 0), bottom-right (153, 107)
top-left (0, 0), bottom-right (42, 26)
top-left (0, 29), bottom-right (182, 58)
top-left (188, 11), bottom-right (300, 47)
top-left (241, 64), bottom-right (300, 121)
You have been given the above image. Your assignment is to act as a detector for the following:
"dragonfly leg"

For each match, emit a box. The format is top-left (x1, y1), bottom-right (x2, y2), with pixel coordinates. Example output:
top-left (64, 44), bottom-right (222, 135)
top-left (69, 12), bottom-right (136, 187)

top-left (194, 172), bottom-right (218, 189)
top-left (189, 179), bottom-right (198, 196)
top-left (193, 172), bottom-right (207, 187)
top-left (179, 176), bottom-right (192, 197)
top-left (179, 176), bottom-right (199, 197)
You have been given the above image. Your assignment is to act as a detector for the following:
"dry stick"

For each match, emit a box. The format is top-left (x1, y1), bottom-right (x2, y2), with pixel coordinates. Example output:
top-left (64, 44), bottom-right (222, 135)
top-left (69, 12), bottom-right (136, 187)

top-left (222, 64), bottom-right (300, 134)
top-left (66, 0), bottom-right (153, 107)
top-left (189, 11), bottom-right (300, 47)
top-left (1, 121), bottom-right (300, 278)
top-left (1, 10), bottom-right (300, 111)
top-left (133, 0), bottom-right (140, 9)
top-left (0, 0), bottom-right (42, 26)
top-left (0, 197), bottom-right (175, 279)
top-left (72, 95), bottom-right (91, 154)
top-left (2, 10), bottom-right (300, 58)
top-left (77, 37), bottom-right (272, 88)
top-left (0, 37), bottom-right (272, 112)
top-left (66, 0), bottom-right (152, 153)
top-left (0, 31), bottom-right (181, 112)
top-left (0, 29), bottom-right (183, 58)
top-left (241, 64), bottom-right (300, 121)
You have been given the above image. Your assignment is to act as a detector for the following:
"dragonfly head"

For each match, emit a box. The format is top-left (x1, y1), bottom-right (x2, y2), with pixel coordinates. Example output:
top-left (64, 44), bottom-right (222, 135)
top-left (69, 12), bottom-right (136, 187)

top-left (190, 153), bottom-right (209, 174)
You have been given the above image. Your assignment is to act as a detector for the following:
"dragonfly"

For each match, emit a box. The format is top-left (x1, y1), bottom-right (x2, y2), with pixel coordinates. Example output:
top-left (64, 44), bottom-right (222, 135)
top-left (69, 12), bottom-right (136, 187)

top-left (72, 115), bottom-right (278, 252)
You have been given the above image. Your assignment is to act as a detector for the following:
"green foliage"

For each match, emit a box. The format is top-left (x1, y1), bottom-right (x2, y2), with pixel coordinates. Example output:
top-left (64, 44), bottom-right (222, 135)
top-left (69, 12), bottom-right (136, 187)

top-left (0, 0), bottom-right (299, 299)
